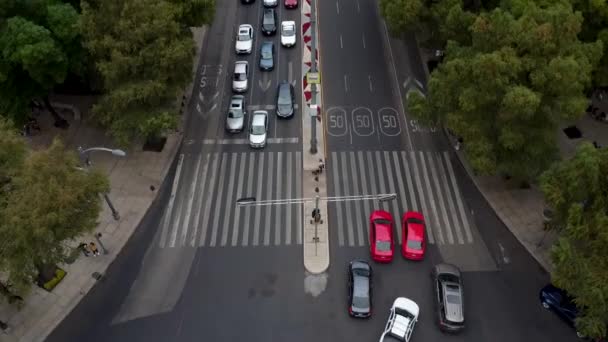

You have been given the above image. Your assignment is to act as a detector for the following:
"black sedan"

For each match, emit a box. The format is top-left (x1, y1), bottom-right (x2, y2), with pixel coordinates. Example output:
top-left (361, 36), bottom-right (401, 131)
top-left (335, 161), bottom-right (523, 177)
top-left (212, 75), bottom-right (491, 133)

top-left (348, 260), bottom-right (372, 318)
top-left (540, 284), bottom-right (586, 338)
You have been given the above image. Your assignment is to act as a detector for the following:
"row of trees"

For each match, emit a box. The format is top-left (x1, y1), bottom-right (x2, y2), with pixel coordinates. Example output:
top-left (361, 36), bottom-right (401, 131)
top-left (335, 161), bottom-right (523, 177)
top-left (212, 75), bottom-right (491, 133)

top-left (0, 118), bottom-right (108, 297)
top-left (0, 0), bottom-right (215, 145)
top-left (379, 0), bottom-right (607, 338)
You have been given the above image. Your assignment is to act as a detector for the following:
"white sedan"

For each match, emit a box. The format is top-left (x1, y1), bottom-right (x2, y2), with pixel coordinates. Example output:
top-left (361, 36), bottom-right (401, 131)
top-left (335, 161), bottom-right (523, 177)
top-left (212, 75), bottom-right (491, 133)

top-left (235, 24), bottom-right (253, 54)
top-left (280, 21), bottom-right (296, 47)
top-left (379, 298), bottom-right (419, 342)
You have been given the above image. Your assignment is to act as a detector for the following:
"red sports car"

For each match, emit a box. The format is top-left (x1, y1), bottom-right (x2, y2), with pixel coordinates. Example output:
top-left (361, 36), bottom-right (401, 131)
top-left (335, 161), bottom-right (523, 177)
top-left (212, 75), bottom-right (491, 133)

top-left (402, 211), bottom-right (426, 260)
top-left (369, 210), bottom-right (394, 263)
top-left (284, 0), bottom-right (298, 9)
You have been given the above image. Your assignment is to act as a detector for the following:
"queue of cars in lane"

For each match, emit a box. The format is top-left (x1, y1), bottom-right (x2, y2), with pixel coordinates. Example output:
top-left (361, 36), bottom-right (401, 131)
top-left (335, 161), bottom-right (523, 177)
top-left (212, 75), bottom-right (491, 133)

top-left (349, 210), bottom-right (465, 341)
top-left (230, 0), bottom-right (299, 148)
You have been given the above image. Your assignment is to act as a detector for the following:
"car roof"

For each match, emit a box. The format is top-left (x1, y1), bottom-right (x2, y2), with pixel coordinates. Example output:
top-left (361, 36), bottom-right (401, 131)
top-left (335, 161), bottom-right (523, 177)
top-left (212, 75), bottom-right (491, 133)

top-left (282, 21), bottom-right (295, 28)
top-left (235, 61), bottom-right (247, 72)
top-left (238, 24), bottom-right (252, 32)
top-left (442, 282), bottom-right (464, 322)
top-left (434, 263), bottom-right (461, 277)
top-left (252, 111), bottom-right (267, 124)
top-left (406, 221), bottom-right (424, 241)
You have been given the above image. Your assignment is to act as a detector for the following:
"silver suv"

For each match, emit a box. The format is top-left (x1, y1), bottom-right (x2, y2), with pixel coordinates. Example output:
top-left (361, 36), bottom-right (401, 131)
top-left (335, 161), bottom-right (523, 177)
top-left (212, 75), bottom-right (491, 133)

top-left (232, 61), bottom-right (249, 93)
top-left (431, 263), bottom-right (465, 333)
top-left (226, 95), bottom-right (246, 133)
top-left (249, 111), bottom-right (268, 148)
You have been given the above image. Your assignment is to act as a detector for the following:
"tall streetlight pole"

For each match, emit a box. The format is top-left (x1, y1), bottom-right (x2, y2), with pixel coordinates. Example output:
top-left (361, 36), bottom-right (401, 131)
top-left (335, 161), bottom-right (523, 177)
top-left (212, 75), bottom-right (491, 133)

top-left (77, 146), bottom-right (126, 221)
top-left (237, 193), bottom-right (397, 243)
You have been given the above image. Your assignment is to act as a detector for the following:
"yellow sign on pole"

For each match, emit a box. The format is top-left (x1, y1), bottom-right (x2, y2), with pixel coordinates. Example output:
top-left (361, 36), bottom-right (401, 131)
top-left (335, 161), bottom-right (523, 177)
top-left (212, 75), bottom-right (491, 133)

top-left (307, 72), bottom-right (320, 84)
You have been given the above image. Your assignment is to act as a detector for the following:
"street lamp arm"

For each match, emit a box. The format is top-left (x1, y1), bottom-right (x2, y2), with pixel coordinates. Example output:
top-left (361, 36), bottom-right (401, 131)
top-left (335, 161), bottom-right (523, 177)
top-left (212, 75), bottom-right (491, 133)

top-left (236, 193), bottom-right (397, 206)
top-left (79, 147), bottom-right (126, 157)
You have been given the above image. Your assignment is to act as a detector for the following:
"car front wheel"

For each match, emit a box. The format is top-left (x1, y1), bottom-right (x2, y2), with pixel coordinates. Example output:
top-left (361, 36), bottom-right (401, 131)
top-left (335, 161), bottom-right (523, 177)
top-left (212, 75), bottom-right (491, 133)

top-left (541, 301), bottom-right (550, 309)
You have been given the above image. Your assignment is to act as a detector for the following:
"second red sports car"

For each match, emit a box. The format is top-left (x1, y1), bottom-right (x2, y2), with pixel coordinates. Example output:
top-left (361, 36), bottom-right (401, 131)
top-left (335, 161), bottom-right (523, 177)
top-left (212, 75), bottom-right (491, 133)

top-left (369, 210), bottom-right (395, 263)
top-left (284, 0), bottom-right (297, 9)
top-left (402, 211), bottom-right (426, 260)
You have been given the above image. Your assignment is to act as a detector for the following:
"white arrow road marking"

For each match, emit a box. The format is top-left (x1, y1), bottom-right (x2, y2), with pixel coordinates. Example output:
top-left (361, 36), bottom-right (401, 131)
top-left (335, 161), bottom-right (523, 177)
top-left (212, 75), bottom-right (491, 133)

top-left (403, 76), bottom-right (411, 89)
top-left (288, 61), bottom-right (293, 84)
top-left (406, 88), bottom-right (426, 99)
top-left (259, 73), bottom-right (272, 91)
top-left (413, 78), bottom-right (424, 90)
top-left (198, 92), bottom-right (204, 102)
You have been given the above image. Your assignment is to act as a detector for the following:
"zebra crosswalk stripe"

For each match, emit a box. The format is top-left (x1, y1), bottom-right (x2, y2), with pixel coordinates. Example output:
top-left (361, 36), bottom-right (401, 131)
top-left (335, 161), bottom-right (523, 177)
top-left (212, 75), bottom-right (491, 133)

top-left (285, 152), bottom-right (293, 245)
top-left (340, 152), bottom-right (356, 247)
top-left (252, 152), bottom-right (265, 246)
top-left (331, 152), bottom-right (345, 246)
top-left (434, 152), bottom-right (464, 244)
top-left (190, 154), bottom-right (211, 247)
top-left (209, 153), bottom-right (229, 247)
top-left (443, 152), bottom-right (474, 243)
top-left (241, 153), bottom-right (256, 246)
top-left (199, 153), bottom-right (220, 246)
top-left (295, 151), bottom-right (303, 245)
top-left (231, 152), bottom-right (247, 246)
top-left (263, 153), bottom-right (275, 246)
top-left (348, 151), bottom-right (365, 247)
top-left (357, 151), bottom-right (372, 245)
top-left (274, 152), bottom-right (283, 246)
top-left (416, 151), bottom-right (444, 244)
top-left (383, 151), bottom-right (402, 243)
top-left (220, 153), bottom-right (239, 246)
top-left (159, 154), bottom-right (184, 248)
top-left (426, 151), bottom-right (454, 244)
top-left (181, 153), bottom-right (203, 246)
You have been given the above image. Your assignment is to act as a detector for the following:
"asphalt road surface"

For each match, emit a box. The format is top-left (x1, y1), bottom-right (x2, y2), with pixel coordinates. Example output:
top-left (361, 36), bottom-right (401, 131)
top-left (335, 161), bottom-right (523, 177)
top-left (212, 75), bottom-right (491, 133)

top-left (47, 0), bottom-right (580, 341)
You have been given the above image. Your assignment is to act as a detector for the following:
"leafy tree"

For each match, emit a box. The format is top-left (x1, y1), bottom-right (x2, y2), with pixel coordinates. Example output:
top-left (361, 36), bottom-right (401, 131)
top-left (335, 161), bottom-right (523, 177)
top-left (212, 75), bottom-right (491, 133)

top-left (81, 0), bottom-right (214, 145)
top-left (0, 0), bottom-right (83, 126)
top-left (409, 0), bottom-right (602, 181)
top-left (0, 118), bottom-right (26, 186)
top-left (380, 0), bottom-right (426, 34)
top-left (0, 138), bottom-right (109, 294)
top-left (540, 142), bottom-right (608, 340)
top-left (176, 0), bottom-right (215, 27)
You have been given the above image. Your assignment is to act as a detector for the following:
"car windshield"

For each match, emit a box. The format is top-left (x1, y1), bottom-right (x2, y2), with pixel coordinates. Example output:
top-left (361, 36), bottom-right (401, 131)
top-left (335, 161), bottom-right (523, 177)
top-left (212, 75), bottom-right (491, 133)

top-left (376, 240), bottom-right (391, 251)
top-left (407, 218), bottom-right (424, 224)
top-left (251, 124), bottom-right (265, 135)
top-left (353, 268), bottom-right (370, 277)
top-left (238, 32), bottom-right (250, 41)
top-left (234, 72), bottom-right (246, 81)
top-left (374, 218), bottom-right (391, 225)
top-left (407, 239), bottom-right (422, 250)
top-left (283, 27), bottom-right (295, 36)
top-left (228, 110), bottom-right (242, 118)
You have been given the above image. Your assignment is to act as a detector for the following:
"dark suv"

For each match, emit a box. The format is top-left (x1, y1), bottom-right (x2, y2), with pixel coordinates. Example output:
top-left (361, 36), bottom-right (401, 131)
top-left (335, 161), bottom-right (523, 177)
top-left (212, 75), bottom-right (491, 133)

top-left (540, 284), bottom-right (589, 339)
top-left (432, 263), bottom-right (465, 333)
top-left (261, 8), bottom-right (277, 35)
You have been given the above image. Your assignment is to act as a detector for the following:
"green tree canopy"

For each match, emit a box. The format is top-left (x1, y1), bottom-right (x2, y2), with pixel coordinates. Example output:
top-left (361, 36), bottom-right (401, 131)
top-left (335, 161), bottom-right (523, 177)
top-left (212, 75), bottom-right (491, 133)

top-left (380, 0), bottom-right (426, 34)
top-left (0, 118), bottom-right (26, 184)
top-left (0, 138), bottom-right (109, 294)
top-left (409, 0), bottom-right (602, 181)
top-left (0, 0), bottom-right (83, 124)
top-left (540, 142), bottom-right (608, 340)
top-left (81, 0), bottom-right (214, 145)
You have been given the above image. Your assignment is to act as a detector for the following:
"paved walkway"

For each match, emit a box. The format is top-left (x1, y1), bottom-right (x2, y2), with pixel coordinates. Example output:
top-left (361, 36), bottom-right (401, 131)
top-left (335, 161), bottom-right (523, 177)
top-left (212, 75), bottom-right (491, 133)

top-left (417, 46), bottom-right (608, 273)
top-left (0, 26), bottom-right (207, 342)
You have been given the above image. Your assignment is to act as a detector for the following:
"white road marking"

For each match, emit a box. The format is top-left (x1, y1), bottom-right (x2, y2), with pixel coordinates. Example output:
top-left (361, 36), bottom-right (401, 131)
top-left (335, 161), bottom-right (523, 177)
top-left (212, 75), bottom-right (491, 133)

top-left (199, 153), bottom-right (220, 246)
top-left (417, 151), bottom-right (444, 244)
top-left (264, 153), bottom-right (275, 246)
top-left (159, 154), bottom-right (184, 248)
top-left (285, 152), bottom-right (293, 245)
top-left (426, 152), bottom-right (454, 244)
top-left (368, 75), bottom-right (373, 92)
top-left (340, 152), bottom-right (355, 246)
top-left (435, 152), bottom-right (464, 244)
top-left (274, 152), bottom-right (283, 245)
top-left (348, 151), bottom-right (365, 246)
top-left (201, 137), bottom-right (299, 145)
top-left (209, 153), bottom-right (229, 247)
top-left (443, 152), bottom-right (473, 243)
top-left (252, 153), bottom-right (266, 246)
top-left (383, 151), bottom-right (401, 243)
top-left (373, 151), bottom-right (388, 209)
top-left (357, 151), bottom-right (372, 244)
top-left (336, 1), bottom-right (340, 14)
top-left (332, 152), bottom-right (345, 246)
top-left (220, 153), bottom-right (238, 246)
top-left (392, 151), bottom-right (409, 214)
top-left (232, 152), bottom-right (247, 246)
top-left (407, 151), bottom-right (435, 244)
top-left (362, 34), bottom-right (366, 49)
top-left (296, 151), bottom-right (303, 244)
top-left (190, 154), bottom-right (211, 247)
top-left (344, 74), bottom-right (348, 92)
top-left (179, 153), bottom-right (202, 246)
top-left (241, 153), bottom-right (256, 246)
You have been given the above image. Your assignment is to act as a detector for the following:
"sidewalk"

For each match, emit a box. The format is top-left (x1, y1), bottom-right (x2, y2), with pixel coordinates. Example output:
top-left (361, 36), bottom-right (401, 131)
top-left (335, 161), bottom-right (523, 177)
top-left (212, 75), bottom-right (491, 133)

top-left (0, 26), bottom-right (207, 342)
top-left (417, 45), bottom-right (608, 273)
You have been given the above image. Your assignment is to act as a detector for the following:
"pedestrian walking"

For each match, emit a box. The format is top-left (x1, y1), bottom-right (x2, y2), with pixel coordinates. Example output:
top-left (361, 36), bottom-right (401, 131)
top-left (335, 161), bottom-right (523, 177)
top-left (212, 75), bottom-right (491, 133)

top-left (89, 242), bottom-right (100, 256)
top-left (80, 243), bottom-right (91, 257)
top-left (318, 159), bottom-right (325, 173)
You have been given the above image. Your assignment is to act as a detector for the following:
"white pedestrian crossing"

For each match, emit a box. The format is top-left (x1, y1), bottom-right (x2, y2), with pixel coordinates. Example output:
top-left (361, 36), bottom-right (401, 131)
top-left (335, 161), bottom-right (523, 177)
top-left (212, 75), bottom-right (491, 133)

top-left (158, 151), bottom-right (303, 248)
top-left (329, 150), bottom-right (474, 247)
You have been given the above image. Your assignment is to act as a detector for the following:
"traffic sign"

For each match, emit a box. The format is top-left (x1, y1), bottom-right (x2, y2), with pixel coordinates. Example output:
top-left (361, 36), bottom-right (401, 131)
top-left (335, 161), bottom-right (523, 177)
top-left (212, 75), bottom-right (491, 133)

top-left (307, 72), bottom-right (320, 84)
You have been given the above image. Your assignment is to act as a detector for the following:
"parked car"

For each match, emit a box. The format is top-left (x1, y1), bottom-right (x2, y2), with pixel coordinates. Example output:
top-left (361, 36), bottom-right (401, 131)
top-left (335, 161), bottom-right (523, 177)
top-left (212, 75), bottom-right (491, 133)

top-left (276, 81), bottom-right (295, 118)
top-left (540, 284), bottom-right (586, 338)
top-left (280, 21), bottom-right (296, 47)
top-left (379, 297), bottom-right (419, 342)
top-left (259, 41), bottom-right (275, 71)
top-left (232, 61), bottom-right (249, 93)
top-left (284, 0), bottom-right (297, 8)
top-left (348, 260), bottom-right (372, 318)
top-left (226, 95), bottom-right (246, 133)
top-left (261, 8), bottom-right (277, 35)
top-left (402, 211), bottom-right (426, 260)
top-left (235, 24), bottom-right (254, 54)
top-left (432, 263), bottom-right (465, 333)
top-left (369, 210), bottom-right (394, 263)
top-left (241, 0), bottom-right (255, 3)
top-left (249, 111), bottom-right (268, 148)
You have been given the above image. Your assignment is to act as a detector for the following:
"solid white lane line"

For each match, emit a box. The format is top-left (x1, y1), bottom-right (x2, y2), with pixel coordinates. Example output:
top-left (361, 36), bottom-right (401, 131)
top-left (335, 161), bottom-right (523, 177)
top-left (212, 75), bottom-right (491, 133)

top-left (417, 151), bottom-right (444, 244)
top-left (159, 154), bottom-right (184, 248)
top-left (296, 151), bottom-right (303, 244)
top-left (362, 34), bottom-right (366, 49)
top-left (274, 152), bottom-right (283, 245)
top-left (435, 152), bottom-right (464, 244)
top-left (356, 0), bottom-right (360, 12)
top-left (190, 154), bottom-right (211, 247)
top-left (407, 151), bottom-right (435, 244)
top-left (340, 35), bottom-right (343, 49)
top-left (331, 152), bottom-right (345, 246)
top-left (221, 153), bottom-right (238, 246)
top-left (426, 152), bottom-right (454, 244)
top-left (336, 1), bottom-right (340, 14)
top-left (199, 153), bottom-right (220, 246)
top-left (168, 176), bottom-right (187, 247)
top-left (231, 152), bottom-right (247, 246)
top-left (253, 153), bottom-right (265, 246)
top-left (180, 153), bottom-right (203, 246)
top-left (209, 153), bottom-right (229, 247)
top-left (368, 75), bottom-right (373, 92)
top-left (443, 152), bottom-right (474, 243)
top-left (357, 151), bottom-right (372, 243)
top-left (348, 151), bottom-right (365, 246)
top-left (264, 152), bottom-right (275, 246)
top-left (241, 153), bottom-right (256, 246)
top-left (384, 151), bottom-right (401, 242)
top-left (285, 152), bottom-right (293, 245)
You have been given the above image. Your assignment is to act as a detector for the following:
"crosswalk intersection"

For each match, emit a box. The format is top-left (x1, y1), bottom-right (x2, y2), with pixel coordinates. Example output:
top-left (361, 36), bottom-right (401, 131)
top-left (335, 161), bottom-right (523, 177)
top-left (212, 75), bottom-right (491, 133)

top-left (158, 151), bottom-right (303, 248)
top-left (328, 150), bottom-right (473, 247)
